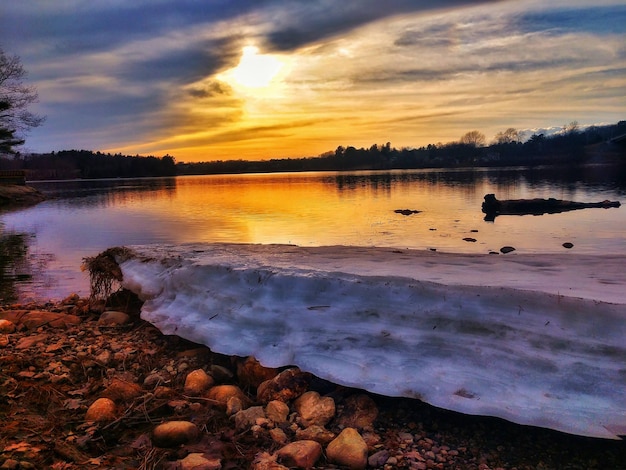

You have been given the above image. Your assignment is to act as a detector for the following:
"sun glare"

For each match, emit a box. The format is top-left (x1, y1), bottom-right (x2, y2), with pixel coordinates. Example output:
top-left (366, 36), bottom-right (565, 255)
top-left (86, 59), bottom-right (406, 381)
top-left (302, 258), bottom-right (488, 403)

top-left (226, 45), bottom-right (284, 89)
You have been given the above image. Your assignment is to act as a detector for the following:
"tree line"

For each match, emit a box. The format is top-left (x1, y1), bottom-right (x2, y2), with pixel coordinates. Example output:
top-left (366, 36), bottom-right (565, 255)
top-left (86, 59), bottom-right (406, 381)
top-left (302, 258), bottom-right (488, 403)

top-left (1, 150), bottom-right (177, 180)
top-left (0, 121), bottom-right (623, 180)
top-left (177, 121), bottom-right (626, 176)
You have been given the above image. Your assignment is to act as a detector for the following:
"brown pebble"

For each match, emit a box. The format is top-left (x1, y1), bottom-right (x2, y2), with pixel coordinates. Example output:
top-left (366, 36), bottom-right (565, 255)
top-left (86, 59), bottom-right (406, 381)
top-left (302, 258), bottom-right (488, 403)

top-left (85, 398), bottom-right (117, 422)
top-left (152, 420), bottom-right (199, 447)
top-left (0, 319), bottom-right (16, 333)
top-left (326, 427), bottom-right (368, 469)
top-left (277, 440), bottom-right (322, 469)
top-left (184, 368), bottom-right (214, 396)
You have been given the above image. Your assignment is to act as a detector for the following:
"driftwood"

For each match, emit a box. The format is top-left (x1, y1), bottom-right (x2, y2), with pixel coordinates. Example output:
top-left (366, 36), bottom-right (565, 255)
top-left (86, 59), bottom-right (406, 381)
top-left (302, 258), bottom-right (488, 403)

top-left (482, 193), bottom-right (621, 221)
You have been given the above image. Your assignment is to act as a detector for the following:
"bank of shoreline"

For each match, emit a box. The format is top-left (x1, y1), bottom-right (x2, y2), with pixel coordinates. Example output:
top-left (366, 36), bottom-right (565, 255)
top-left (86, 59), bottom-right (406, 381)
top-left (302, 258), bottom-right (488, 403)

top-left (1, 293), bottom-right (625, 469)
top-left (0, 184), bottom-right (46, 209)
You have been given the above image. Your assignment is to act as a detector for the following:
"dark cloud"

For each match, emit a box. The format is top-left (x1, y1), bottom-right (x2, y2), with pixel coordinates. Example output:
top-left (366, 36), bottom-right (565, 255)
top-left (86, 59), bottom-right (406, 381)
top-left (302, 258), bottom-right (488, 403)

top-left (263, 1), bottom-right (503, 51)
top-left (394, 23), bottom-right (457, 48)
top-left (514, 5), bottom-right (626, 36)
top-left (119, 37), bottom-right (242, 86)
top-left (0, 1), bottom-right (268, 57)
top-left (187, 81), bottom-right (232, 99)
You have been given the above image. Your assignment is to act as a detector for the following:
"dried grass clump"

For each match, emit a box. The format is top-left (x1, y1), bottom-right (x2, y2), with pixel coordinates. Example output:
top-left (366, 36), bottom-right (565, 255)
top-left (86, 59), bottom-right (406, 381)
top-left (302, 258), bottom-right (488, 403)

top-left (82, 247), bottom-right (135, 302)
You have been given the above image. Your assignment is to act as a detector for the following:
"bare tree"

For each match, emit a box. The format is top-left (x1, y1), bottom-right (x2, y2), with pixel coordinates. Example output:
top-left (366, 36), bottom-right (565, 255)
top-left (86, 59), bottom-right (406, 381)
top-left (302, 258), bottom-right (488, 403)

top-left (459, 130), bottom-right (486, 148)
top-left (0, 48), bottom-right (44, 155)
top-left (563, 121), bottom-right (579, 135)
top-left (493, 128), bottom-right (521, 145)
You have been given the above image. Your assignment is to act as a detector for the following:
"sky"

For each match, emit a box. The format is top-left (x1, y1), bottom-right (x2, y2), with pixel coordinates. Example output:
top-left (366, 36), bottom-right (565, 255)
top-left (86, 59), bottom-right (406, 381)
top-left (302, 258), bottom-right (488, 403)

top-left (1, 0), bottom-right (625, 162)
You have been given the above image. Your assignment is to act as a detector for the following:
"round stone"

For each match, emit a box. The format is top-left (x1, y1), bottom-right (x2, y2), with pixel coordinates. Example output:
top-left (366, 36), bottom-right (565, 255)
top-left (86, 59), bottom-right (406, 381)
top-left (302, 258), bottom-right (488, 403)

top-left (85, 398), bottom-right (117, 422)
top-left (152, 420), bottom-right (199, 447)
top-left (183, 368), bottom-right (214, 396)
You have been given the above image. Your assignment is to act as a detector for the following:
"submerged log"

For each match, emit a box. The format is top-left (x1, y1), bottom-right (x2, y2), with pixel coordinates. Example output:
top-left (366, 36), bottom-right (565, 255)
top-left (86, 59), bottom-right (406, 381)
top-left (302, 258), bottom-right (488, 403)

top-left (482, 193), bottom-right (620, 221)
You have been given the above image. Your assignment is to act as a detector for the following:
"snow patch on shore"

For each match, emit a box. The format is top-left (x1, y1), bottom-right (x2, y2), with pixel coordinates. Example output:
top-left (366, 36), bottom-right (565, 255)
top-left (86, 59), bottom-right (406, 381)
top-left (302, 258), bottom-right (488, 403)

top-left (115, 243), bottom-right (626, 439)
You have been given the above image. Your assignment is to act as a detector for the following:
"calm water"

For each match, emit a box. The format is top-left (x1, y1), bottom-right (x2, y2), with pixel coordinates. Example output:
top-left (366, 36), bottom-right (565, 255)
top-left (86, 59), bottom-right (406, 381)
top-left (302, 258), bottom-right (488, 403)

top-left (1, 166), bottom-right (625, 302)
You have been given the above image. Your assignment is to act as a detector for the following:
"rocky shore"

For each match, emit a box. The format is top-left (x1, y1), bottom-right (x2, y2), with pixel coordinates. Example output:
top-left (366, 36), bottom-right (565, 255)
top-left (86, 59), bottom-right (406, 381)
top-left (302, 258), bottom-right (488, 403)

top-left (1, 292), bottom-right (624, 469)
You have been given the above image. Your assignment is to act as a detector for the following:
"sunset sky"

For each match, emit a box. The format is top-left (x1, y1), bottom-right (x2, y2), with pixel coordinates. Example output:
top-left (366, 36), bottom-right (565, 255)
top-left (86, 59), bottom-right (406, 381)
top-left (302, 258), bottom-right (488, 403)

top-left (1, 0), bottom-right (625, 162)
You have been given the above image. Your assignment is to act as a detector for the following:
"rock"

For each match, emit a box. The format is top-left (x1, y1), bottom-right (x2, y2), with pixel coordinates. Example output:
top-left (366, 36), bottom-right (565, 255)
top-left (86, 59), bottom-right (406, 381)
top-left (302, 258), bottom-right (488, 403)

top-left (233, 406), bottom-right (266, 431)
top-left (294, 391), bottom-right (335, 427)
top-left (15, 333), bottom-right (48, 350)
top-left (95, 349), bottom-right (112, 365)
top-left (226, 396), bottom-right (244, 415)
top-left (0, 458), bottom-right (19, 469)
top-left (276, 440), bottom-right (322, 469)
top-left (368, 449), bottom-right (390, 467)
top-left (563, 242), bottom-right (574, 249)
top-left (100, 377), bottom-right (143, 403)
top-left (251, 452), bottom-right (289, 470)
top-left (152, 420), bottom-right (199, 447)
top-left (237, 356), bottom-right (279, 388)
top-left (210, 364), bottom-right (234, 382)
top-left (97, 310), bottom-right (130, 325)
top-left (184, 368), bottom-right (214, 396)
top-left (295, 425), bottom-right (336, 445)
top-left (265, 400), bottom-right (290, 424)
top-left (257, 368), bottom-right (312, 403)
top-left (335, 394), bottom-right (379, 429)
top-left (0, 335), bottom-right (9, 348)
top-left (85, 398), bottom-right (117, 422)
top-left (154, 385), bottom-right (175, 399)
top-left (394, 209), bottom-right (421, 216)
top-left (500, 246), bottom-right (516, 254)
top-left (0, 319), bottom-right (16, 333)
top-left (144, 372), bottom-right (169, 388)
top-left (326, 427), bottom-right (368, 469)
top-left (206, 384), bottom-right (249, 408)
top-left (463, 237), bottom-right (477, 242)
top-left (20, 310), bottom-right (81, 329)
top-left (178, 452), bottom-right (222, 470)
top-left (270, 427), bottom-right (288, 444)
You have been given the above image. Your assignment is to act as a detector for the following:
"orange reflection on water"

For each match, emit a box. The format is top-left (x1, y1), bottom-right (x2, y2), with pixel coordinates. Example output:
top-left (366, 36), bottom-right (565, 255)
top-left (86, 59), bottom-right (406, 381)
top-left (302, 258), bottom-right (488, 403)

top-left (148, 172), bottom-right (492, 250)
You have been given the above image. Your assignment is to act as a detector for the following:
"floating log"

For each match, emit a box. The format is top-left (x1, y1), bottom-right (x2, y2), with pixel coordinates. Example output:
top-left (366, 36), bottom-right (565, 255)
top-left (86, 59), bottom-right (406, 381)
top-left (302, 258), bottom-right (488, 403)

top-left (482, 193), bottom-right (620, 221)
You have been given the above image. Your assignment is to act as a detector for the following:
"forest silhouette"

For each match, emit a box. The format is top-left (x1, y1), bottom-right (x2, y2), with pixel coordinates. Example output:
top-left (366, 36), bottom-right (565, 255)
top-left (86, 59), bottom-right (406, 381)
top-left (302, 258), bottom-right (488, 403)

top-left (1, 121), bottom-right (624, 180)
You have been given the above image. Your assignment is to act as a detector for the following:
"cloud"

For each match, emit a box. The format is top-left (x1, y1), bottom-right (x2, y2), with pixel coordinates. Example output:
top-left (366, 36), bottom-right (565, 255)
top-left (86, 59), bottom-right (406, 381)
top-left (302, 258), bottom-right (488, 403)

top-left (260, 1), bottom-right (506, 51)
top-left (514, 4), bottom-right (626, 36)
top-left (1, 0), bottom-right (625, 159)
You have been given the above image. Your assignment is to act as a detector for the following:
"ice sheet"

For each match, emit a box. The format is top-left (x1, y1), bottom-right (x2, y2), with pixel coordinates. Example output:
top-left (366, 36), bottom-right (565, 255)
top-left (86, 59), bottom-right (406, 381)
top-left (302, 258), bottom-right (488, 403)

top-left (115, 243), bottom-right (626, 439)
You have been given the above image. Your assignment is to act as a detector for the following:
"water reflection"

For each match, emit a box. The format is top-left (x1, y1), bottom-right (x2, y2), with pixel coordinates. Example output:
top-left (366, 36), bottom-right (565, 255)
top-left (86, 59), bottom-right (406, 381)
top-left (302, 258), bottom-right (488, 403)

top-left (2, 166), bottom-right (624, 301)
top-left (31, 177), bottom-right (177, 209)
top-left (327, 166), bottom-right (626, 201)
top-left (0, 226), bottom-right (33, 302)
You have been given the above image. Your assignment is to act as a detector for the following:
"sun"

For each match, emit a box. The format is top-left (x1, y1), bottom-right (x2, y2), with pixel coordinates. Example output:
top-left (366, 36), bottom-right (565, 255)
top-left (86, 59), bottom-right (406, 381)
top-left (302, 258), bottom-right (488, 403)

top-left (224, 45), bottom-right (284, 89)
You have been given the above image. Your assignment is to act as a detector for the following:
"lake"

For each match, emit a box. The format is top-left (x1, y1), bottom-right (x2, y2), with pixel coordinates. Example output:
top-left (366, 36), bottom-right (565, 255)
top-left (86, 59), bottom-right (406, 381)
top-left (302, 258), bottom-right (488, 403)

top-left (1, 165), bottom-right (625, 302)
